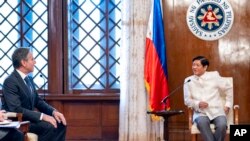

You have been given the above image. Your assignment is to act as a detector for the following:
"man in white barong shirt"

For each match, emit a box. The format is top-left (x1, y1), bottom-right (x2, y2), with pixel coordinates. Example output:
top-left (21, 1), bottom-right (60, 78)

top-left (183, 56), bottom-right (233, 141)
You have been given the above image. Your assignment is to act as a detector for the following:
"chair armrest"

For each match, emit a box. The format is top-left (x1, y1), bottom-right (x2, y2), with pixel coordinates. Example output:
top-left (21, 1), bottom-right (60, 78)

top-left (188, 107), bottom-right (193, 129)
top-left (19, 121), bottom-right (30, 134)
top-left (233, 105), bottom-right (240, 124)
top-left (6, 112), bottom-right (23, 121)
top-left (6, 112), bottom-right (17, 117)
top-left (4, 112), bottom-right (31, 141)
top-left (19, 121), bottom-right (30, 133)
top-left (19, 121), bottom-right (30, 141)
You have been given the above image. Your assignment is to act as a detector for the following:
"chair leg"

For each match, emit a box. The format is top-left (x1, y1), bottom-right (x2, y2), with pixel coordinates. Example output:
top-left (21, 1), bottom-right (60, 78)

top-left (24, 134), bottom-right (29, 141)
top-left (192, 134), bottom-right (197, 141)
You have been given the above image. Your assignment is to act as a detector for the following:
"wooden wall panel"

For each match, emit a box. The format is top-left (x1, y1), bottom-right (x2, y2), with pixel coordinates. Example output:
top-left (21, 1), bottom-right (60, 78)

top-left (67, 126), bottom-right (102, 140)
top-left (161, 1), bottom-right (250, 140)
top-left (102, 102), bottom-right (119, 126)
top-left (163, 0), bottom-right (250, 127)
top-left (47, 97), bottom-right (119, 141)
top-left (102, 102), bottom-right (119, 140)
top-left (64, 102), bottom-right (101, 126)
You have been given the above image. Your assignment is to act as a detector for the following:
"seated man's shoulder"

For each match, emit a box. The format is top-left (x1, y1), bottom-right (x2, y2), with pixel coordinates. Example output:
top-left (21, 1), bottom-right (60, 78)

top-left (3, 73), bottom-right (19, 84)
top-left (207, 71), bottom-right (220, 76)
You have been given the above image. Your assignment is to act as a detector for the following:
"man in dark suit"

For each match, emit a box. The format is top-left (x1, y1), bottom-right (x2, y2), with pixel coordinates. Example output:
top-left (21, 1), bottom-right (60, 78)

top-left (0, 110), bottom-right (24, 141)
top-left (2, 47), bottom-right (67, 141)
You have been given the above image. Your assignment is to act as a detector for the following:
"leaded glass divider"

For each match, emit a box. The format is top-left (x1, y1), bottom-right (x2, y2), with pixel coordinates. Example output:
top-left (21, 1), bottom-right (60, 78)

top-left (68, 0), bottom-right (121, 91)
top-left (0, 0), bottom-right (48, 90)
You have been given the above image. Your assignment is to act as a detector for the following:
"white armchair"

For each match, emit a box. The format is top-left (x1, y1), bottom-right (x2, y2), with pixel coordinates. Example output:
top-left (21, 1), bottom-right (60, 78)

top-left (187, 77), bottom-right (240, 141)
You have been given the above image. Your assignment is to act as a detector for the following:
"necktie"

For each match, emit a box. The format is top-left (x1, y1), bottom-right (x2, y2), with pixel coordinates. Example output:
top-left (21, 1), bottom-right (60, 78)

top-left (24, 76), bottom-right (33, 94)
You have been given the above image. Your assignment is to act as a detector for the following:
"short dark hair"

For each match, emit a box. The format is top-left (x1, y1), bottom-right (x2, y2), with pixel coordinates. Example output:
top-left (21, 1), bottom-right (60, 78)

top-left (192, 56), bottom-right (209, 67)
top-left (12, 48), bottom-right (30, 69)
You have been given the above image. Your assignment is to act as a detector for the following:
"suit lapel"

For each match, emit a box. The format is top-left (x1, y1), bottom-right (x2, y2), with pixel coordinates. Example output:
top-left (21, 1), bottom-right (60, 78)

top-left (13, 70), bottom-right (34, 107)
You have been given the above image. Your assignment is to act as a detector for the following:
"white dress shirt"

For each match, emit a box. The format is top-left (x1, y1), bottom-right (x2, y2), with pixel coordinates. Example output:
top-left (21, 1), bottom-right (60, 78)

top-left (183, 71), bottom-right (233, 121)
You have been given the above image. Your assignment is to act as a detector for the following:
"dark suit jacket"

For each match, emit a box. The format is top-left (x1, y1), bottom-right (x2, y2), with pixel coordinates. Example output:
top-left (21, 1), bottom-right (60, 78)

top-left (2, 70), bottom-right (54, 122)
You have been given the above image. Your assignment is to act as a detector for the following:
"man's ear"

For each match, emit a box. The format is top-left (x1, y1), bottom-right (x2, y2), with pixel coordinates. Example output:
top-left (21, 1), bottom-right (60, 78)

top-left (20, 59), bottom-right (26, 67)
top-left (204, 65), bottom-right (208, 70)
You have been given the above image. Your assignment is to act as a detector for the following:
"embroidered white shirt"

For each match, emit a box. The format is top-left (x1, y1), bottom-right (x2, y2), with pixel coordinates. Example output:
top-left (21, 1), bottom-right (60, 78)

top-left (183, 71), bottom-right (233, 120)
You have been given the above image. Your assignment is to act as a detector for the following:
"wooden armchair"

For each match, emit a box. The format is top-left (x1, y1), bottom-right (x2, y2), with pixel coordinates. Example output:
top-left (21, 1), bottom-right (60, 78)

top-left (187, 77), bottom-right (240, 141)
top-left (188, 105), bottom-right (239, 141)
top-left (6, 112), bottom-right (38, 141)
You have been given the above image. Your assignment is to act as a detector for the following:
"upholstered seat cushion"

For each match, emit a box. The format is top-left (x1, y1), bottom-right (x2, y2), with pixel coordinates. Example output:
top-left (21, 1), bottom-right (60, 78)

top-left (191, 98), bottom-right (235, 135)
top-left (27, 133), bottom-right (38, 141)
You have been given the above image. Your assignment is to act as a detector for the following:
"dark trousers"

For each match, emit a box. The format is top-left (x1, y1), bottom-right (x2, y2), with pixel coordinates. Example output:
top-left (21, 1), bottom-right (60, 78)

top-left (1, 128), bottom-right (24, 141)
top-left (29, 121), bottom-right (67, 141)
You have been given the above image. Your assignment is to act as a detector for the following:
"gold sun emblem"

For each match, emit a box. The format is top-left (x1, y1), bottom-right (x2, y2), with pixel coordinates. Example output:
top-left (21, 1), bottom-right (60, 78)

top-left (197, 5), bottom-right (223, 30)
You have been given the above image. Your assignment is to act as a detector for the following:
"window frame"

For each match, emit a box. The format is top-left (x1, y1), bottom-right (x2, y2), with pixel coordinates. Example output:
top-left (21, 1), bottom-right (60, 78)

top-left (0, 0), bottom-right (120, 95)
top-left (50, 0), bottom-right (120, 94)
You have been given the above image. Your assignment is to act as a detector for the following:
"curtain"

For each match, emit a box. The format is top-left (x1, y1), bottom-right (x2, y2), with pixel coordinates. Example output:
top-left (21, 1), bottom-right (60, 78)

top-left (119, 0), bottom-right (164, 140)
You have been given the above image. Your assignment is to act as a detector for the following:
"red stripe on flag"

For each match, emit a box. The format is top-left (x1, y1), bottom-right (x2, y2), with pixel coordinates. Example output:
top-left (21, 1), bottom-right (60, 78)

top-left (144, 38), bottom-right (169, 112)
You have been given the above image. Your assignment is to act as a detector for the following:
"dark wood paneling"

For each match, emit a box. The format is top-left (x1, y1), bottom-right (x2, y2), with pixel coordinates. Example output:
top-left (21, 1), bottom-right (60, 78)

top-left (163, 0), bottom-right (250, 120)
top-left (65, 102), bottom-right (101, 126)
top-left (67, 126), bottom-right (102, 140)
top-left (162, 0), bottom-right (250, 140)
top-left (46, 94), bottom-right (119, 141)
top-left (102, 102), bottom-right (119, 126)
top-left (102, 102), bottom-right (119, 140)
top-left (48, 0), bottom-right (64, 94)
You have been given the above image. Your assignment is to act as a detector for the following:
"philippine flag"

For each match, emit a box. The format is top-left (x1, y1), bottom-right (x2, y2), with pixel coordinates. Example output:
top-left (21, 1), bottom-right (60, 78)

top-left (144, 0), bottom-right (169, 112)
